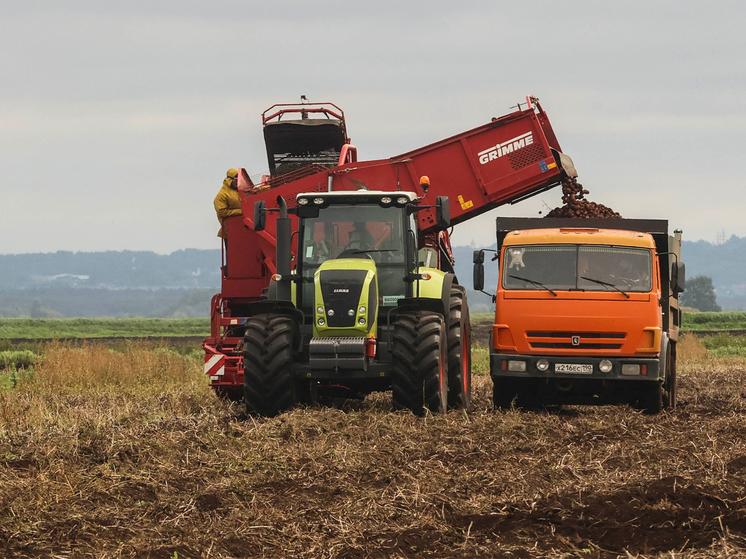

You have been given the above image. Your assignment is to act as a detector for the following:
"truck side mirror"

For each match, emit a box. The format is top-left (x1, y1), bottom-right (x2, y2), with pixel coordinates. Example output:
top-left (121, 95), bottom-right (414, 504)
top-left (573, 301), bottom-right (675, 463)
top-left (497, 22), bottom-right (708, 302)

top-left (671, 261), bottom-right (685, 294)
top-left (435, 196), bottom-right (450, 230)
top-left (473, 249), bottom-right (485, 291)
top-left (253, 200), bottom-right (267, 231)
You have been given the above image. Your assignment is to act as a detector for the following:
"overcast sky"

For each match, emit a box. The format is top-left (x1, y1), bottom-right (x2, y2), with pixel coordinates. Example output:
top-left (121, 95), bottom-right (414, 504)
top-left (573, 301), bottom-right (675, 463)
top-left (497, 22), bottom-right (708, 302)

top-left (1, 0), bottom-right (744, 254)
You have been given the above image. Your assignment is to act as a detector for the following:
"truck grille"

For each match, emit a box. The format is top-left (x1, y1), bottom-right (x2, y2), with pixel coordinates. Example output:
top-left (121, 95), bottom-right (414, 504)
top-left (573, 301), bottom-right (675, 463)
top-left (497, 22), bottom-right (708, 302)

top-left (526, 331), bottom-right (625, 351)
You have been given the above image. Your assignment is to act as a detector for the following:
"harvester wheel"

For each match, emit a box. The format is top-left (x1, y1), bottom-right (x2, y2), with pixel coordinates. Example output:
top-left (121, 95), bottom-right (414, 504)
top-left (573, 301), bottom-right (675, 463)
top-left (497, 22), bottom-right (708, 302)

top-left (242, 314), bottom-right (297, 416)
top-left (391, 311), bottom-right (447, 415)
top-left (447, 286), bottom-right (472, 410)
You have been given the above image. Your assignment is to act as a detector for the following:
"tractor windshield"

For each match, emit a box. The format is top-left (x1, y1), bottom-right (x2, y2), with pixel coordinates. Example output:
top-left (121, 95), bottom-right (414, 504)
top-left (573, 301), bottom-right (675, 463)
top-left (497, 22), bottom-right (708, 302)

top-left (299, 204), bottom-right (409, 307)
top-left (502, 245), bottom-right (653, 293)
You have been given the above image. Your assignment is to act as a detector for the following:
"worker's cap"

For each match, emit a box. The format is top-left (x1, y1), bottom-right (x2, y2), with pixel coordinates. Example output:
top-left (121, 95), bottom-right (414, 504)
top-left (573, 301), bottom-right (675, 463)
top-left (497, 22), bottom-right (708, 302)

top-left (226, 168), bottom-right (239, 179)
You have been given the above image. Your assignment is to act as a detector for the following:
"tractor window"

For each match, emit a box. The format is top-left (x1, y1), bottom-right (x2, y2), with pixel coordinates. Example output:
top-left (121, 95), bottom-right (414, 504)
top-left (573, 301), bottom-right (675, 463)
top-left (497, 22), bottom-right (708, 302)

top-left (298, 204), bottom-right (409, 308)
top-left (501, 245), bottom-right (653, 292)
top-left (300, 204), bottom-right (405, 265)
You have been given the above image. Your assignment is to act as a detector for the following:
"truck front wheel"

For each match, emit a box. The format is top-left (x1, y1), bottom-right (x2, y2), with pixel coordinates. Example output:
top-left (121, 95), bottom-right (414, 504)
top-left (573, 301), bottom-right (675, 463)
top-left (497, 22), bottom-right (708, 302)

top-left (447, 286), bottom-right (472, 410)
top-left (391, 311), bottom-right (447, 415)
top-left (243, 314), bottom-right (298, 416)
top-left (663, 342), bottom-right (677, 409)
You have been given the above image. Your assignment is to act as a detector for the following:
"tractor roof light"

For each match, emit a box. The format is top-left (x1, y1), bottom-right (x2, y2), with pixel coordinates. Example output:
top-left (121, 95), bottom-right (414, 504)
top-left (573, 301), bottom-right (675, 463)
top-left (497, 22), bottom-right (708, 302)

top-left (318, 318), bottom-right (325, 326)
top-left (317, 306), bottom-right (324, 314)
top-left (358, 317), bottom-right (366, 325)
top-left (359, 306), bottom-right (366, 314)
top-left (380, 196), bottom-right (392, 205)
top-left (297, 197), bottom-right (309, 205)
top-left (396, 196), bottom-right (409, 205)
top-left (313, 197), bottom-right (325, 205)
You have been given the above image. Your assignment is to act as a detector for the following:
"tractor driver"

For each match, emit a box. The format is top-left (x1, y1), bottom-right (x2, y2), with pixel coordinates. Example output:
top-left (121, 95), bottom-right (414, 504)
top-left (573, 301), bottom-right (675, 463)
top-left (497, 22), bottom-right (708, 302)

top-left (345, 221), bottom-right (375, 250)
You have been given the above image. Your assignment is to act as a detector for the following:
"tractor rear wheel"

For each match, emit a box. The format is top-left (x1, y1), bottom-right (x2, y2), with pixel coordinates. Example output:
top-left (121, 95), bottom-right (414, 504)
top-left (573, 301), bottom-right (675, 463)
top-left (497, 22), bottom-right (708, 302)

top-left (243, 314), bottom-right (297, 416)
top-left (447, 285), bottom-right (472, 410)
top-left (391, 311), bottom-right (447, 415)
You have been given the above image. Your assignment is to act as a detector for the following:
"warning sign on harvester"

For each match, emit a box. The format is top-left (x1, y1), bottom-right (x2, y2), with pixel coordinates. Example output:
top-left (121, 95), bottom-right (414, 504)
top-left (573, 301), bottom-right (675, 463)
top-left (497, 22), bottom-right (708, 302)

top-left (457, 195), bottom-right (474, 210)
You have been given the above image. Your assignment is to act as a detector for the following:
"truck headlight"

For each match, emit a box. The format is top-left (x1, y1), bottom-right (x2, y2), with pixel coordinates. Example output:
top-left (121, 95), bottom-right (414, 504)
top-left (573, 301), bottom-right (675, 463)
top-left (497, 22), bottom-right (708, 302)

top-left (599, 359), bottom-right (613, 373)
top-left (536, 359), bottom-right (550, 371)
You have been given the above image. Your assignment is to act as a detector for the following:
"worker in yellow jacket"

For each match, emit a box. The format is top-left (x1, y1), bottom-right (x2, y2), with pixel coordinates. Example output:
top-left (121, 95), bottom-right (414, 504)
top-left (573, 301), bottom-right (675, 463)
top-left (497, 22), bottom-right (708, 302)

top-left (214, 168), bottom-right (242, 242)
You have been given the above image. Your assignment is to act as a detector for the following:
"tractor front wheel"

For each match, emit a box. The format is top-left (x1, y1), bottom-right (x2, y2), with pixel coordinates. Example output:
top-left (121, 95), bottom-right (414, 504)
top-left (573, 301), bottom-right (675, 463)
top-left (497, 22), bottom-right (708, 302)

top-left (243, 314), bottom-right (297, 416)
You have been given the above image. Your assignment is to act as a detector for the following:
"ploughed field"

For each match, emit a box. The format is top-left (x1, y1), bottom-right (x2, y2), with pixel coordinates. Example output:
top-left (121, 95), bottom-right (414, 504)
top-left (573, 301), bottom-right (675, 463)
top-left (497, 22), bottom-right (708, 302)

top-left (1, 328), bottom-right (746, 558)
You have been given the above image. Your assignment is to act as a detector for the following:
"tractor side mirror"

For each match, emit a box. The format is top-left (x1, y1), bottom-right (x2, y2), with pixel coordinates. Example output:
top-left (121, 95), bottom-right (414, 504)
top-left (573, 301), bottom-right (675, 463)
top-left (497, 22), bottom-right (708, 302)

top-left (435, 196), bottom-right (450, 230)
top-left (473, 250), bottom-right (485, 291)
top-left (671, 261), bottom-right (686, 294)
top-left (253, 200), bottom-right (267, 231)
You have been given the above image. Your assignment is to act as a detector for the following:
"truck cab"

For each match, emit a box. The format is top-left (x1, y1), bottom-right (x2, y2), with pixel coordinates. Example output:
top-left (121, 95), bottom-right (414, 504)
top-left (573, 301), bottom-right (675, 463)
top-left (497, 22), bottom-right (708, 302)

top-left (474, 217), bottom-right (685, 413)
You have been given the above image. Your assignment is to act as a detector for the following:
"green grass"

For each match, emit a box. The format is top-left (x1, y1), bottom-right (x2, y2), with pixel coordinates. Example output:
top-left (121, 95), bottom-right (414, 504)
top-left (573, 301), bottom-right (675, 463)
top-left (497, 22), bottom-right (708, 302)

top-left (0, 318), bottom-right (210, 340)
top-left (0, 350), bottom-right (39, 369)
top-left (698, 332), bottom-right (746, 358)
top-left (682, 311), bottom-right (746, 331)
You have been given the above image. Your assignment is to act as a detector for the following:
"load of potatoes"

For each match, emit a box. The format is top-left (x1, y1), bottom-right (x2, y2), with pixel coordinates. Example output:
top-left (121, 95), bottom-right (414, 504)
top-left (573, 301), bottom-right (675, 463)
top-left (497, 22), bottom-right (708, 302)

top-left (545, 177), bottom-right (621, 219)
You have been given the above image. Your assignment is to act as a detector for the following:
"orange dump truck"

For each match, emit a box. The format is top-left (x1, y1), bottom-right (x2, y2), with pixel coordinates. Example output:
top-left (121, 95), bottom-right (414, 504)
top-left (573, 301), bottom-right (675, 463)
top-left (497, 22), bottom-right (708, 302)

top-left (473, 218), bottom-right (685, 413)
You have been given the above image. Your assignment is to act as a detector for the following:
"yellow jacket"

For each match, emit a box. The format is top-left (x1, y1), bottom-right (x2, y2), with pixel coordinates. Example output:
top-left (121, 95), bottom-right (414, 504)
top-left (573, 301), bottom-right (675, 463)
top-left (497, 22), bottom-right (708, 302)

top-left (214, 183), bottom-right (242, 238)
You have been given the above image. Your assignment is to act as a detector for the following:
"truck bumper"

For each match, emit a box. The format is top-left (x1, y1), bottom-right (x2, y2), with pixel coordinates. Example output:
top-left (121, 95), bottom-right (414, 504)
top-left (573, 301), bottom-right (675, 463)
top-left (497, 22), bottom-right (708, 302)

top-left (491, 353), bottom-right (661, 382)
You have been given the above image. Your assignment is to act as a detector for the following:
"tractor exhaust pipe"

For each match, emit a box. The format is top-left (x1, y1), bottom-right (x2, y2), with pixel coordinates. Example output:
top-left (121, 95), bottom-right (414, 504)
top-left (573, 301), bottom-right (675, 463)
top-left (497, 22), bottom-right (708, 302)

top-left (275, 196), bottom-right (292, 302)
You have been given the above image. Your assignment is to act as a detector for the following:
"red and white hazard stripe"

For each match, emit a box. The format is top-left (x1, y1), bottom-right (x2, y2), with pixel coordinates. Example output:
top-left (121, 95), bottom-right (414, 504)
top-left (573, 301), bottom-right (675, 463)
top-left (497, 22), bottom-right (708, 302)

top-left (204, 354), bottom-right (225, 381)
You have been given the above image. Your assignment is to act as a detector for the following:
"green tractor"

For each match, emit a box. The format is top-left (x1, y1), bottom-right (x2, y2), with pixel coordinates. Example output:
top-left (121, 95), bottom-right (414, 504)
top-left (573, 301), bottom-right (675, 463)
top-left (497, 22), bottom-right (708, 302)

top-left (246, 186), bottom-right (471, 416)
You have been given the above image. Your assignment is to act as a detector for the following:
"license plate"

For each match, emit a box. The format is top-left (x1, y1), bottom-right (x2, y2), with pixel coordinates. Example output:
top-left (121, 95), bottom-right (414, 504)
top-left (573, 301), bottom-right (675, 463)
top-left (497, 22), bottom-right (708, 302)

top-left (555, 363), bottom-right (593, 374)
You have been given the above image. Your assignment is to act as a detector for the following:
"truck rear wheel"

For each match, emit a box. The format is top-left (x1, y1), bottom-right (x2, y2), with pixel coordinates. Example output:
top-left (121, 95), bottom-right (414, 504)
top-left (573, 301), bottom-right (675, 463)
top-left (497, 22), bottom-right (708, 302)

top-left (447, 286), bottom-right (472, 410)
top-left (243, 314), bottom-right (297, 416)
top-left (391, 311), bottom-right (447, 415)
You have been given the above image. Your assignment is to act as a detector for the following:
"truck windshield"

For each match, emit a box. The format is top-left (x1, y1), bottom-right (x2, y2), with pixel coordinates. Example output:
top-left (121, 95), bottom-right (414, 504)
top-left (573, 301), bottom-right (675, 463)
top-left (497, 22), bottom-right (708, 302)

top-left (501, 245), bottom-right (653, 293)
top-left (299, 204), bottom-right (408, 306)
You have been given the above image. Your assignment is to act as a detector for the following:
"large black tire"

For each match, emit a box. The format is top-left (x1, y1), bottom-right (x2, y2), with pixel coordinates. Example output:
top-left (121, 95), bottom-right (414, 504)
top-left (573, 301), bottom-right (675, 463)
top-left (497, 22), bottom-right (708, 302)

top-left (242, 314), bottom-right (297, 416)
top-left (492, 378), bottom-right (519, 409)
top-left (493, 378), bottom-right (542, 410)
top-left (391, 311), bottom-right (447, 415)
top-left (642, 380), bottom-right (664, 414)
top-left (447, 286), bottom-right (472, 410)
top-left (663, 342), bottom-right (677, 410)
